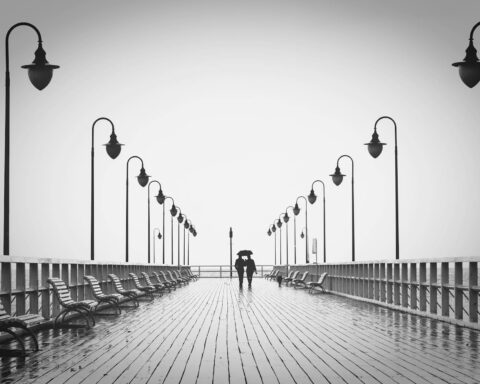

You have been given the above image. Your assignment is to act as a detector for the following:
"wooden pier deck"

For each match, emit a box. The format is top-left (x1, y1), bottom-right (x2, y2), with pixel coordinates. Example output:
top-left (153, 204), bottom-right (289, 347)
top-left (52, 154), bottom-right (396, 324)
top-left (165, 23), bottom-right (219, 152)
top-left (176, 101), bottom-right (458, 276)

top-left (1, 278), bottom-right (479, 384)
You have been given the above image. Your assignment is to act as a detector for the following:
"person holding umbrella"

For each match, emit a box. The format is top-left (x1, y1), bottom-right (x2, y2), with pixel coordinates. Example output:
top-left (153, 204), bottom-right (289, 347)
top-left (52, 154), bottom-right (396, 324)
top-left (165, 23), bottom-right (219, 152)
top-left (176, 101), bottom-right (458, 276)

top-left (235, 251), bottom-right (246, 288)
top-left (238, 250), bottom-right (257, 288)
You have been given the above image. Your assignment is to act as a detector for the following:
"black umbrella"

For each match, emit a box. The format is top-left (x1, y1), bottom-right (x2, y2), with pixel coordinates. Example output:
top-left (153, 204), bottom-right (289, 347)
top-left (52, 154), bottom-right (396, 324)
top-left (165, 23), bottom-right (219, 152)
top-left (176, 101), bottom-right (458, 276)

top-left (237, 250), bottom-right (253, 257)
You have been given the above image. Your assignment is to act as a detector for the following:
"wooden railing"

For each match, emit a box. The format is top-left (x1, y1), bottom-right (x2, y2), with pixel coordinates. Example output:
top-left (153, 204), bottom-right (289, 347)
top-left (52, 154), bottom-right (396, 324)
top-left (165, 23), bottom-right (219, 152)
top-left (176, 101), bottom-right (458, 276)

top-left (275, 257), bottom-right (480, 329)
top-left (189, 265), bottom-right (274, 278)
top-left (0, 256), bottom-right (190, 321)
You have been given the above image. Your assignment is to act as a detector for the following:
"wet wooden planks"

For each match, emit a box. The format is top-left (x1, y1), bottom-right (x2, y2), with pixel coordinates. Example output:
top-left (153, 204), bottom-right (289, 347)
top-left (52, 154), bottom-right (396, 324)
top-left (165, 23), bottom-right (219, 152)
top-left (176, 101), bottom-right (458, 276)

top-left (1, 278), bottom-right (479, 384)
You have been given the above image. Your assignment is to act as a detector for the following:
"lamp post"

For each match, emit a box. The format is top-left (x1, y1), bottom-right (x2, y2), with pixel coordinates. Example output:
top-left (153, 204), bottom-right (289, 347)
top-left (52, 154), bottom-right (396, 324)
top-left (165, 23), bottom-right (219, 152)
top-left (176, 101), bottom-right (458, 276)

top-left (90, 117), bottom-right (123, 261)
top-left (165, 197), bottom-right (177, 264)
top-left (125, 155), bottom-right (150, 262)
top-left (176, 207), bottom-right (184, 268)
top-left (229, 227), bottom-right (233, 278)
top-left (282, 212), bottom-right (290, 275)
top-left (365, 116), bottom-right (399, 260)
top-left (185, 220), bottom-right (191, 265)
top-left (147, 180), bottom-right (164, 264)
top-left (286, 206), bottom-right (297, 264)
top-left (267, 224), bottom-right (277, 265)
top-left (182, 214), bottom-right (188, 265)
top-left (294, 196), bottom-right (309, 263)
top-left (4, 22), bottom-right (59, 256)
top-left (152, 228), bottom-right (162, 264)
top-left (190, 226), bottom-right (197, 265)
top-left (452, 21), bottom-right (480, 88)
top-left (330, 155), bottom-right (355, 262)
top-left (276, 216), bottom-right (283, 264)
top-left (308, 179), bottom-right (327, 263)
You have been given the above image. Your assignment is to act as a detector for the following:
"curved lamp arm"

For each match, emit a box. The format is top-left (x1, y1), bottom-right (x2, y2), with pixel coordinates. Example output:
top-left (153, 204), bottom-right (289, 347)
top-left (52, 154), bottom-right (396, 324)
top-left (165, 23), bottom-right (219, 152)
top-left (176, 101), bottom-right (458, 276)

top-left (6, 23), bottom-right (42, 71)
top-left (148, 180), bottom-right (162, 199)
top-left (374, 116), bottom-right (397, 147)
top-left (311, 180), bottom-right (325, 199)
top-left (469, 21), bottom-right (480, 41)
top-left (164, 196), bottom-right (175, 207)
top-left (126, 155), bottom-right (144, 172)
top-left (92, 117), bottom-right (114, 148)
top-left (337, 154), bottom-right (354, 171)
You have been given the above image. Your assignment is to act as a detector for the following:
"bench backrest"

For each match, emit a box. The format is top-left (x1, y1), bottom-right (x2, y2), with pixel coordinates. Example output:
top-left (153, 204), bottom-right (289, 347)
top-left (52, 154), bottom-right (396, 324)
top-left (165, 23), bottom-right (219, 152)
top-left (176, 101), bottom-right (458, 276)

top-left (47, 277), bottom-right (75, 306)
top-left (141, 272), bottom-right (155, 286)
top-left (299, 271), bottom-right (309, 281)
top-left (129, 273), bottom-right (143, 288)
top-left (108, 274), bottom-right (126, 292)
top-left (285, 270), bottom-right (294, 279)
top-left (291, 271), bottom-right (299, 279)
top-left (84, 275), bottom-right (104, 297)
top-left (167, 271), bottom-right (176, 280)
top-left (318, 272), bottom-right (328, 284)
top-left (0, 302), bottom-right (11, 320)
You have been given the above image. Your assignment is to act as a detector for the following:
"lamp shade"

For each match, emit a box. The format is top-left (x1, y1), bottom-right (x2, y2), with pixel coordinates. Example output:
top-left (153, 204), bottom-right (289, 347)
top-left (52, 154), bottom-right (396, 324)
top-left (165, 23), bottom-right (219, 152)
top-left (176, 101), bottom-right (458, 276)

top-left (178, 214), bottom-right (184, 224)
top-left (137, 168), bottom-right (150, 187)
top-left (267, 229), bottom-right (272, 236)
top-left (157, 232), bottom-right (162, 239)
top-left (104, 132), bottom-right (123, 159)
top-left (283, 213), bottom-right (290, 223)
top-left (453, 40), bottom-right (480, 88)
top-left (170, 204), bottom-right (178, 216)
top-left (300, 231), bottom-right (305, 239)
top-left (293, 203), bottom-right (300, 216)
top-left (308, 190), bottom-right (317, 204)
top-left (365, 129), bottom-right (386, 159)
top-left (185, 221), bottom-right (190, 229)
top-left (21, 44), bottom-right (59, 90)
top-left (330, 166), bottom-right (345, 186)
top-left (156, 189), bottom-right (165, 204)
top-left (276, 219), bottom-right (282, 228)
top-left (271, 225), bottom-right (276, 233)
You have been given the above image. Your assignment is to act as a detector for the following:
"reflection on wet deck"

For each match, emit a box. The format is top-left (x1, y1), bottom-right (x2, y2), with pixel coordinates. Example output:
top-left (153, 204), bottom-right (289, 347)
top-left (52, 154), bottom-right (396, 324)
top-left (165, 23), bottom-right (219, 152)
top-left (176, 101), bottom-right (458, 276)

top-left (1, 278), bottom-right (479, 383)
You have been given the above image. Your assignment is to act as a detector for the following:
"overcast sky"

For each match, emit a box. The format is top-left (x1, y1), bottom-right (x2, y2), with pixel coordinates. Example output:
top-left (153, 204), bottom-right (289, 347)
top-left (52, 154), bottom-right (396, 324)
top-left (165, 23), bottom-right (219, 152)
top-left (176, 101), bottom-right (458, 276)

top-left (1, 0), bottom-right (480, 266)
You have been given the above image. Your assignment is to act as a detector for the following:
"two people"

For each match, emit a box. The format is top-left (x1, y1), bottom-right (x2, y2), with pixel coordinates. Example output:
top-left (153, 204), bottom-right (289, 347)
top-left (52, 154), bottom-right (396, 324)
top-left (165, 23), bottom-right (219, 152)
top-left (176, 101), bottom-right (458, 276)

top-left (235, 251), bottom-right (257, 288)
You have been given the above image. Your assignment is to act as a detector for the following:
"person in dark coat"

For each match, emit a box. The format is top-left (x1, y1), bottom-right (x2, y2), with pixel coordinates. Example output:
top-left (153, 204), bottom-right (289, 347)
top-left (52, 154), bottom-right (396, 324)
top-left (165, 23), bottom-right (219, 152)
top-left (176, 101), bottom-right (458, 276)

top-left (245, 254), bottom-right (257, 288)
top-left (234, 254), bottom-right (245, 288)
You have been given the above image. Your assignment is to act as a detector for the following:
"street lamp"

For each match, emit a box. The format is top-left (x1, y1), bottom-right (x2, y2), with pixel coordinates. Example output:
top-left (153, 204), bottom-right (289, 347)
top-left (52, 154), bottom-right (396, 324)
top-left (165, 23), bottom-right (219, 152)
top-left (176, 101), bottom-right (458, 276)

top-left (300, 227), bottom-right (306, 239)
top-left (147, 180), bottom-right (163, 264)
top-left (185, 220), bottom-right (192, 265)
top-left (152, 228), bottom-right (162, 264)
top-left (276, 216), bottom-right (283, 264)
top-left (165, 196), bottom-right (176, 264)
top-left (308, 180), bottom-right (327, 263)
top-left (330, 155), bottom-right (355, 262)
top-left (286, 206), bottom-right (297, 264)
top-left (125, 155), bottom-right (150, 262)
top-left (176, 207), bottom-right (183, 268)
top-left (452, 21), bottom-right (480, 88)
top-left (282, 212), bottom-right (290, 275)
top-left (4, 23), bottom-right (59, 255)
top-left (181, 214), bottom-right (188, 265)
top-left (295, 196), bottom-right (309, 263)
top-left (268, 223), bottom-right (277, 265)
top-left (365, 116), bottom-right (400, 260)
top-left (90, 117), bottom-right (123, 261)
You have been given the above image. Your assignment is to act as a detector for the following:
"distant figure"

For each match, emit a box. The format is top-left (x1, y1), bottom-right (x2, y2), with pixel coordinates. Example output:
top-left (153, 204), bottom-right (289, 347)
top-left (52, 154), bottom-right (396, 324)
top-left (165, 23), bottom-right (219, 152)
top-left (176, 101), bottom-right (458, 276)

top-left (234, 254), bottom-right (245, 288)
top-left (245, 254), bottom-right (257, 288)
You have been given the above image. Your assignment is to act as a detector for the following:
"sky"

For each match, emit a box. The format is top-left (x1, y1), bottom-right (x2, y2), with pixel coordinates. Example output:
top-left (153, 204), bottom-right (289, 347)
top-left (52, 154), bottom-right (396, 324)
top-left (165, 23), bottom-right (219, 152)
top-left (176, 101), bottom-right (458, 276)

top-left (1, 0), bottom-right (480, 266)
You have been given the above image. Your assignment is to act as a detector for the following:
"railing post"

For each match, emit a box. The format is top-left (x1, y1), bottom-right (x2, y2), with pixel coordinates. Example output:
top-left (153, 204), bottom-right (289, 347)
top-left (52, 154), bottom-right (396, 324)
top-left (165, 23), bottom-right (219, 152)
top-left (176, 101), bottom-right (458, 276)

top-left (411, 263), bottom-right (417, 310)
top-left (419, 262), bottom-right (427, 312)
top-left (1, 261), bottom-right (12, 314)
top-left (16, 262), bottom-right (26, 316)
top-left (386, 263), bottom-right (393, 304)
top-left (401, 263), bottom-right (408, 308)
top-left (41, 263), bottom-right (50, 319)
top-left (71, 264), bottom-right (78, 301)
top-left (380, 263), bottom-right (386, 302)
top-left (469, 261), bottom-right (478, 323)
top-left (430, 262), bottom-right (437, 315)
top-left (374, 263), bottom-right (380, 300)
top-left (29, 262), bottom-right (39, 314)
top-left (441, 262), bottom-right (449, 317)
top-left (220, 265), bottom-right (222, 278)
top-left (393, 263), bottom-right (400, 306)
top-left (52, 263), bottom-right (60, 317)
top-left (368, 263), bottom-right (374, 299)
top-left (454, 262), bottom-right (463, 320)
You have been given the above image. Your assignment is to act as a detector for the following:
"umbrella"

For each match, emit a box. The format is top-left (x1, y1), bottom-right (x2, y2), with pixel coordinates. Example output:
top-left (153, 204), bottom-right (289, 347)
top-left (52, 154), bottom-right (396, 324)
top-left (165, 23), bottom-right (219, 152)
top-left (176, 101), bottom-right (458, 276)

top-left (237, 250), bottom-right (253, 257)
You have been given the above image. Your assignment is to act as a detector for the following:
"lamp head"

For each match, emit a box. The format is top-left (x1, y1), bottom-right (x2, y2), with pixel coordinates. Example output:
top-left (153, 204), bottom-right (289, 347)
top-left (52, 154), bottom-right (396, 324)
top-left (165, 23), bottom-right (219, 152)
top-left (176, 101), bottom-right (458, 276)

top-left (267, 229), bottom-right (272, 236)
top-left (453, 38), bottom-right (480, 88)
top-left (283, 212), bottom-right (290, 223)
top-left (137, 167), bottom-right (150, 187)
top-left (157, 232), bottom-right (162, 240)
top-left (170, 204), bottom-right (178, 216)
top-left (271, 225), bottom-right (276, 233)
top-left (156, 189), bottom-right (165, 204)
top-left (293, 203), bottom-right (300, 216)
top-left (21, 43), bottom-right (59, 90)
top-left (193, 229), bottom-right (197, 237)
top-left (104, 131), bottom-right (123, 159)
top-left (330, 166), bottom-right (345, 186)
top-left (308, 189), bottom-right (317, 204)
top-left (300, 231), bottom-right (305, 239)
top-left (185, 221), bottom-right (190, 229)
top-left (276, 219), bottom-right (282, 228)
top-left (178, 214), bottom-right (184, 223)
top-left (365, 128), bottom-right (385, 158)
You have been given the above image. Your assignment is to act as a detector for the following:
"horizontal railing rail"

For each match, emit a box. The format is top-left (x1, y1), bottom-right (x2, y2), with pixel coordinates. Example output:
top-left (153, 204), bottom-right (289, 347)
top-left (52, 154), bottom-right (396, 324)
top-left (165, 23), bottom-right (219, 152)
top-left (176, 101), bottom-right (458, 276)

top-left (273, 257), bottom-right (479, 329)
top-left (189, 265), bottom-right (274, 278)
top-left (0, 256), bottom-right (191, 323)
